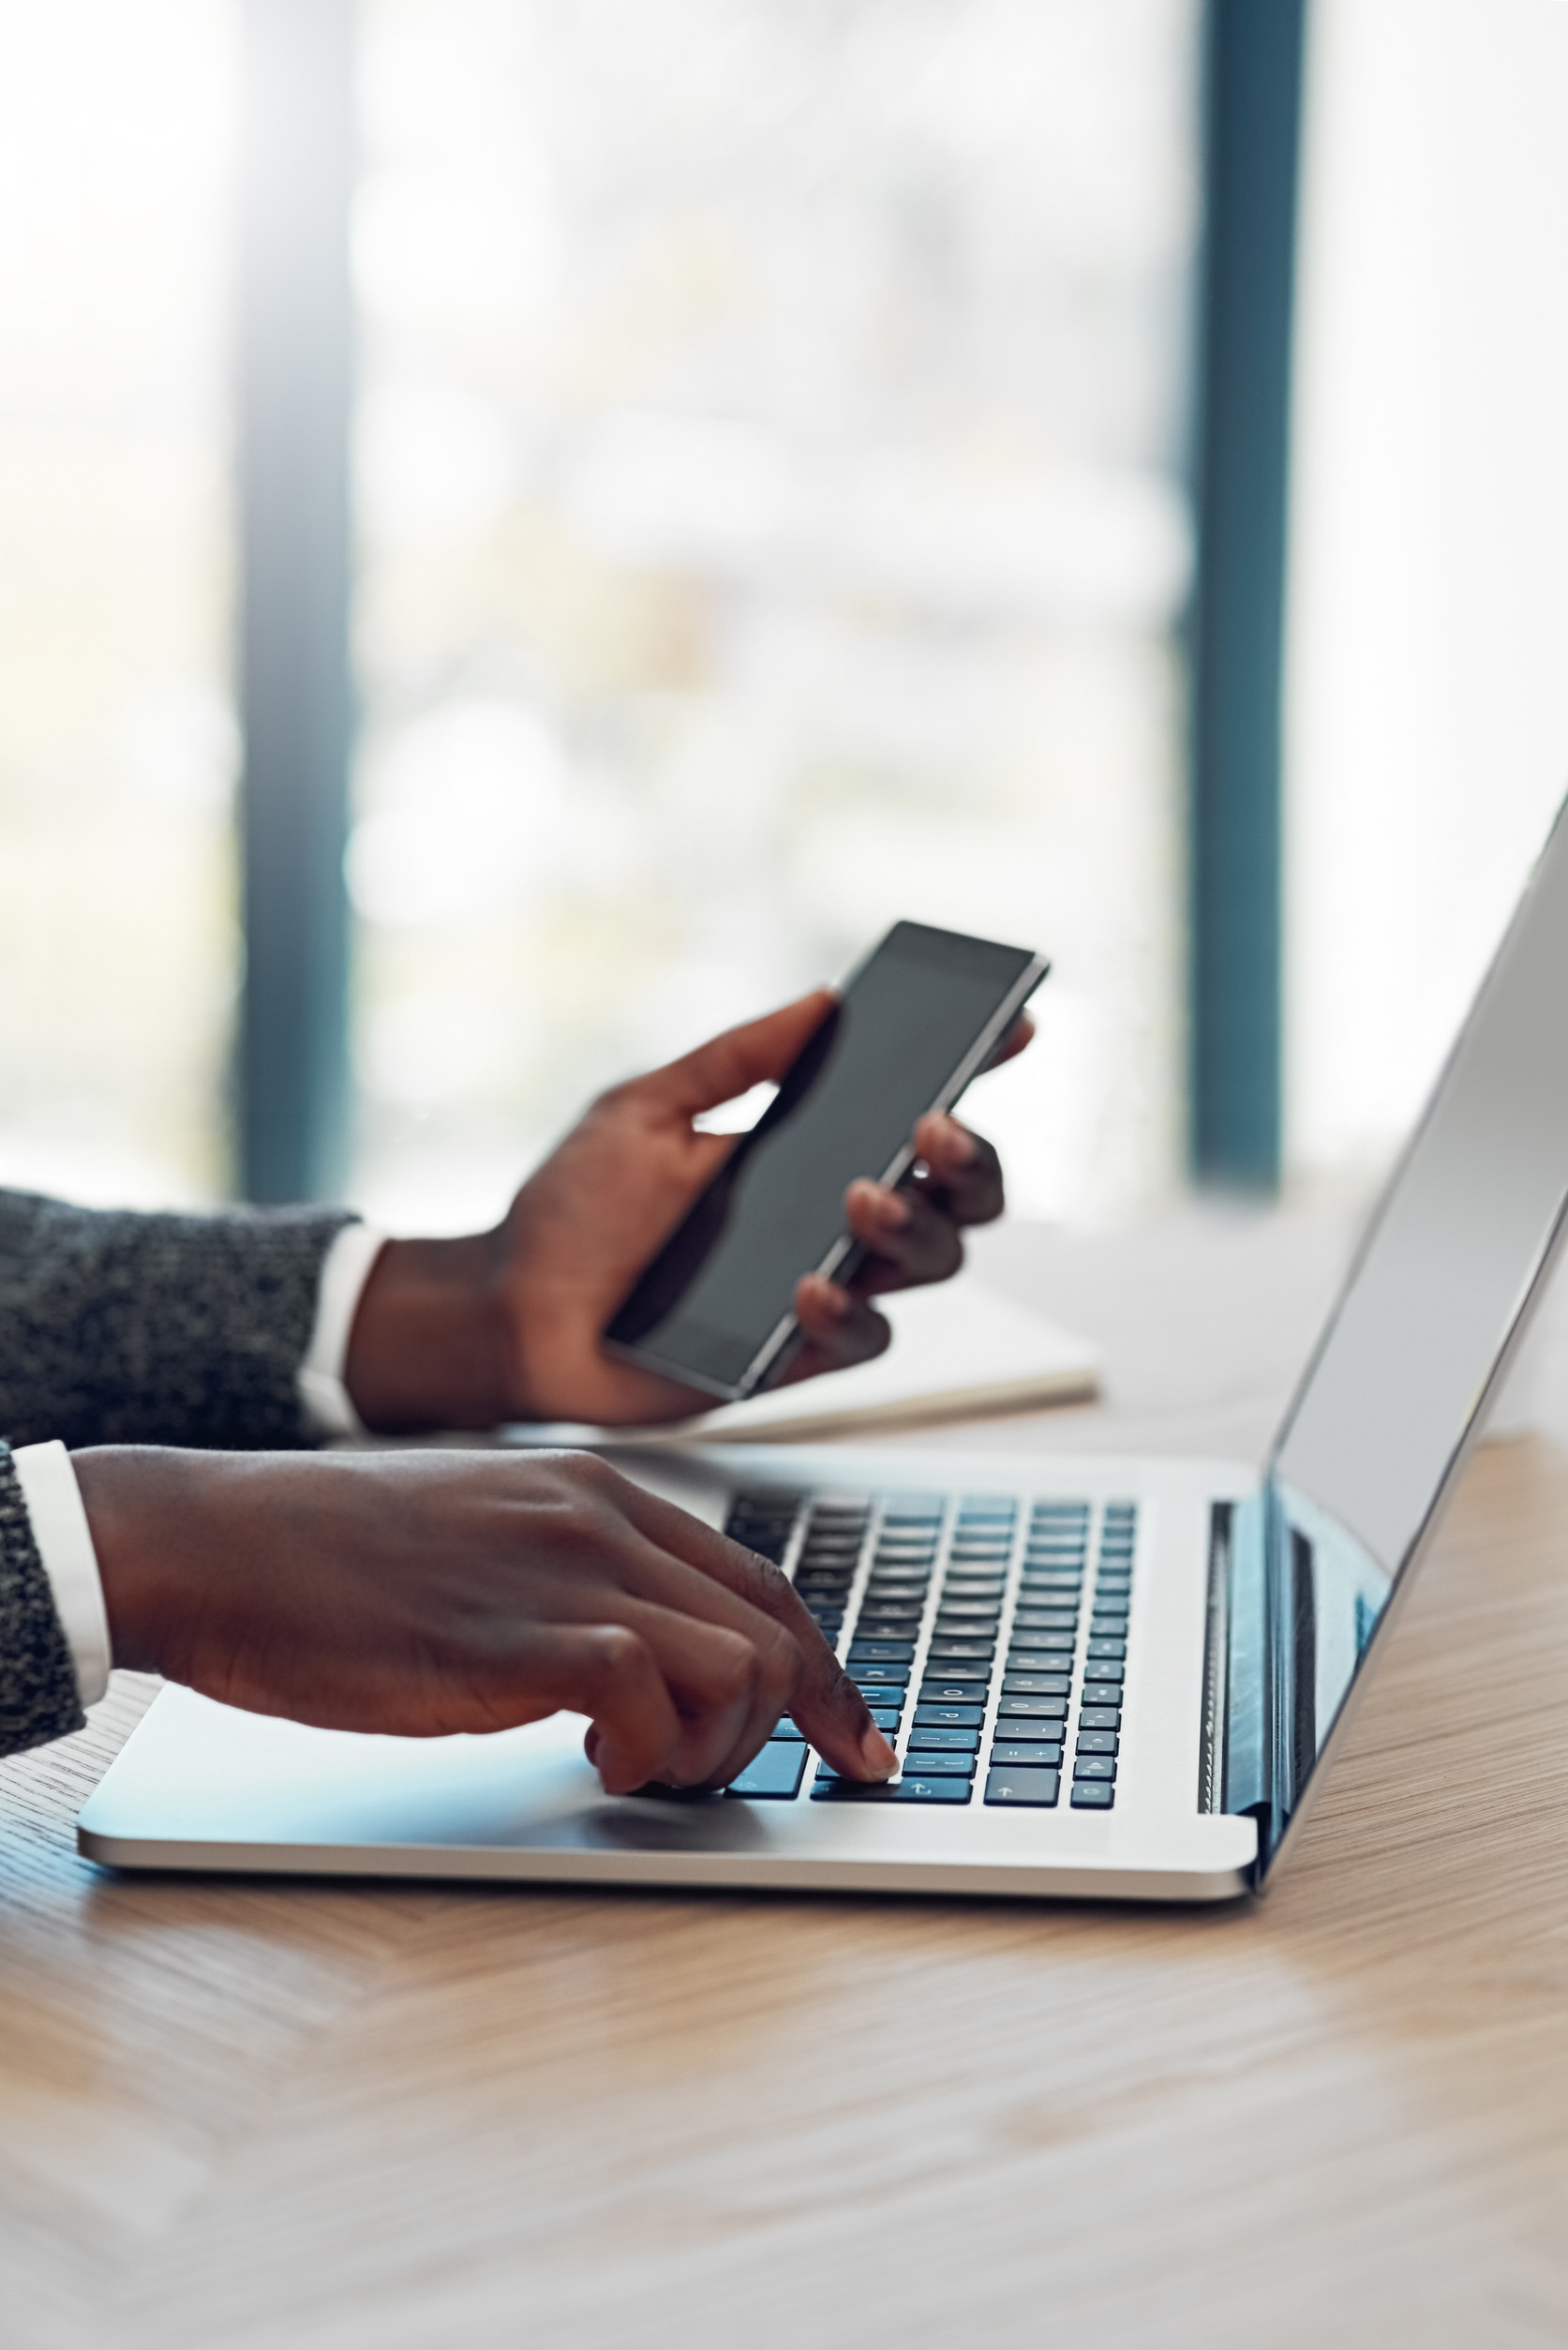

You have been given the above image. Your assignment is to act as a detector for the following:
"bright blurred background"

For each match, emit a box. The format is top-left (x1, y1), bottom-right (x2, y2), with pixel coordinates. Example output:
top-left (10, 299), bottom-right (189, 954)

top-left (2, 0), bottom-right (1567, 1235)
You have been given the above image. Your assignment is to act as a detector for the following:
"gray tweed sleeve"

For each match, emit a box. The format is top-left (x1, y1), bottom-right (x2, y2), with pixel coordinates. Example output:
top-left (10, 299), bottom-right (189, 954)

top-left (0, 1190), bottom-right (359, 1450)
top-left (0, 1442), bottom-right (86, 1755)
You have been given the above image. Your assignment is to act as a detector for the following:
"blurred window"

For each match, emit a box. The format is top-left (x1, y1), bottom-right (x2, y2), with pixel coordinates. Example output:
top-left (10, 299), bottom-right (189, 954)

top-left (1287, 0), bottom-right (1568, 1187)
top-left (351, 0), bottom-right (1202, 1230)
top-left (0, 2), bottom-right (239, 1207)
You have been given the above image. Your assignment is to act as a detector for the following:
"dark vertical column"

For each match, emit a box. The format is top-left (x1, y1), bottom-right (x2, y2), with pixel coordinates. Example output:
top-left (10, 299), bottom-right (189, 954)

top-left (236, 0), bottom-right (356, 1203)
top-left (1189, 0), bottom-right (1307, 1189)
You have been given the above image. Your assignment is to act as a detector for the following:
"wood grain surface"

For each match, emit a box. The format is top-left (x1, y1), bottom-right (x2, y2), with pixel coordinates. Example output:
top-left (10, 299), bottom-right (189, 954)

top-left (3, 1217), bottom-right (1567, 2349)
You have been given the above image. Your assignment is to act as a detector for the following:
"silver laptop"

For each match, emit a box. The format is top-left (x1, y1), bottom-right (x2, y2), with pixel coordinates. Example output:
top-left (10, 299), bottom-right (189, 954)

top-left (78, 796), bottom-right (1568, 1903)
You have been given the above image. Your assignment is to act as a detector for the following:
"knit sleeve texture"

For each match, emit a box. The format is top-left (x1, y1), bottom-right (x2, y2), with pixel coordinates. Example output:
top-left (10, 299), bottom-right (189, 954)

top-left (0, 1442), bottom-right (85, 1755)
top-left (0, 1190), bottom-right (359, 1450)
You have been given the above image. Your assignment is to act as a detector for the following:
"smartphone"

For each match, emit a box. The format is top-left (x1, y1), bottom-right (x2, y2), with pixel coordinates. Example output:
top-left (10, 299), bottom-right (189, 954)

top-left (604, 921), bottom-right (1048, 1401)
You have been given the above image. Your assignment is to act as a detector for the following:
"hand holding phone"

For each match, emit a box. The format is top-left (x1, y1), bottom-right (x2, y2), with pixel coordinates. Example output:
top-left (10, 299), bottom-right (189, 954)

top-left (605, 921), bottom-right (1047, 1400)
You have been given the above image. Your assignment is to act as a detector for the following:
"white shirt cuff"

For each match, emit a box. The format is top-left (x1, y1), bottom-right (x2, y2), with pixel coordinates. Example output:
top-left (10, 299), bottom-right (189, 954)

top-left (297, 1221), bottom-right (387, 1438)
top-left (12, 1441), bottom-right (112, 1711)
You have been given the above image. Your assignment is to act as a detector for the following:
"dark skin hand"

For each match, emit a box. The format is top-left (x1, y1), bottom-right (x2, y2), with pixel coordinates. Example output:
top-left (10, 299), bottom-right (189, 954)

top-left (73, 1445), bottom-right (898, 1792)
top-left (72, 991), bottom-right (1029, 1793)
top-left (344, 987), bottom-right (1032, 1431)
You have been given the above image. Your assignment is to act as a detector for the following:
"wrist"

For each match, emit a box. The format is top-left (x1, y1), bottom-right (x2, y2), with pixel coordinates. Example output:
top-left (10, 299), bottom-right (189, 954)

top-left (71, 1446), bottom-right (190, 1675)
top-left (344, 1233), bottom-right (515, 1431)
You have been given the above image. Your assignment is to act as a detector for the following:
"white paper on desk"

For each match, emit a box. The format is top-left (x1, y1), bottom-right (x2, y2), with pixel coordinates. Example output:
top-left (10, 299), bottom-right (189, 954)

top-left (510, 1280), bottom-right (1099, 1450)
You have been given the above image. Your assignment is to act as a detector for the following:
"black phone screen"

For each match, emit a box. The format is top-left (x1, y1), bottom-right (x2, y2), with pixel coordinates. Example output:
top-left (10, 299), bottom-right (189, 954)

top-left (605, 921), bottom-right (1043, 1397)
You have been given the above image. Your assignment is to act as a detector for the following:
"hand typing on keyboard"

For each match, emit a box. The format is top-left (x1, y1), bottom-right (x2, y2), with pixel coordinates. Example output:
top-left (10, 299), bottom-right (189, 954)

top-left (72, 1447), bottom-right (899, 1797)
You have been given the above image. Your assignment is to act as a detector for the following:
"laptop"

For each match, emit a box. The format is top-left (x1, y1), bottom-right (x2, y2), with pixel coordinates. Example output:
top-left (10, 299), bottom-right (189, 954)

top-left (77, 795), bottom-right (1568, 1903)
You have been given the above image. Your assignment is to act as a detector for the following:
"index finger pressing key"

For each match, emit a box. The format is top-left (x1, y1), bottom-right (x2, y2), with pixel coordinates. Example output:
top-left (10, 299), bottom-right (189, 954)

top-left (616, 1482), bottom-right (897, 1782)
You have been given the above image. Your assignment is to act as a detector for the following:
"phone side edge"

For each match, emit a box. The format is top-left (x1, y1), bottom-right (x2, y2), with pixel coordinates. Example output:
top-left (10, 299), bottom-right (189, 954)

top-left (732, 951), bottom-right (1049, 1397)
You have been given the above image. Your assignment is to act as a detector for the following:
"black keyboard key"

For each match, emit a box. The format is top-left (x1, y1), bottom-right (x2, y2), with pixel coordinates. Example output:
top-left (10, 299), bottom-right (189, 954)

top-left (725, 1743), bottom-right (807, 1800)
top-left (991, 1739), bottom-right (1062, 1768)
top-left (919, 1678), bottom-right (992, 1704)
top-left (867, 1709), bottom-right (902, 1733)
top-left (1076, 1729), bottom-right (1118, 1755)
top-left (1009, 1630), bottom-right (1075, 1654)
top-left (1083, 1660), bottom-right (1124, 1685)
top-left (894, 1749), bottom-right (975, 1776)
top-left (926, 1639), bottom-right (996, 1662)
top-left (1073, 1755), bottom-right (1116, 1782)
top-left (1086, 1638), bottom-right (1127, 1661)
top-left (934, 1602), bottom-right (1002, 1623)
top-left (995, 1695), bottom-right (1068, 1721)
top-left (913, 1702), bottom-right (984, 1729)
top-left (769, 1719), bottom-right (806, 1742)
top-left (1002, 1673), bottom-right (1070, 1699)
top-left (848, 1640), bottom-right (918, 1663)
top-left (812, 1774), bottom-right (972, 1804)
top-left (851, 1668), bottom-right (906, 1691)
top-left (906, 1727), bottom-right (980, 1752)
top-left (985, 1767), bottom-right (1059, 1807)
top-left (1078, 1704), bottom-right (1122, 1731)
top-left (1070, 1781), bottom-right (1114, 1809)
top-left (739, 1534), bottom-right (793, 1563)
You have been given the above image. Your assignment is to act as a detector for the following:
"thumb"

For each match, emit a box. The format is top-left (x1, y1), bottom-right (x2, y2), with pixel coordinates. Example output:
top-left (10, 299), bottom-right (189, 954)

top-left (652, 988), bottom-right (836, 1115)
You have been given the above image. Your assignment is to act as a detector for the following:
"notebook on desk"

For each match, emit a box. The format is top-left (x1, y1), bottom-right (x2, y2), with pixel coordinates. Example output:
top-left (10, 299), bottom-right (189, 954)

top-left (78, 794), bottom-right (1568, 1904)
top-left (510, 1279), bottom-right (1101, 1450)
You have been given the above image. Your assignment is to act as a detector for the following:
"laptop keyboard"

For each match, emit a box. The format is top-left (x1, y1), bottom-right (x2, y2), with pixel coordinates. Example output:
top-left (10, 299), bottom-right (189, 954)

top-left (721, 1488), bottom-right (1136, 1809)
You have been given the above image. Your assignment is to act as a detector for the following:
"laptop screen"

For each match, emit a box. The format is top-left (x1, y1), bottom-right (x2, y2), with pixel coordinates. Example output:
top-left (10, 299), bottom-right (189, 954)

top-left (1259, 795), bottom-right (1568, 1837)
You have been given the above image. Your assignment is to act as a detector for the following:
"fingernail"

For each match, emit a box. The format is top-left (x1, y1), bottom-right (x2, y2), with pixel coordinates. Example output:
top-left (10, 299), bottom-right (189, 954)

top-left (942, 1119), bottom-right (979, 1164)
top-left (859, 1726), bottom-right (898, 1778)
top-left (816, 1279), bottom-right (851, 1320)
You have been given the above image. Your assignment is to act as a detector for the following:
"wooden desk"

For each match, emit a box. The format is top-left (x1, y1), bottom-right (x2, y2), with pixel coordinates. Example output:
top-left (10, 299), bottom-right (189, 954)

top-left (3, 1213), bottom-right (1566, 2348)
